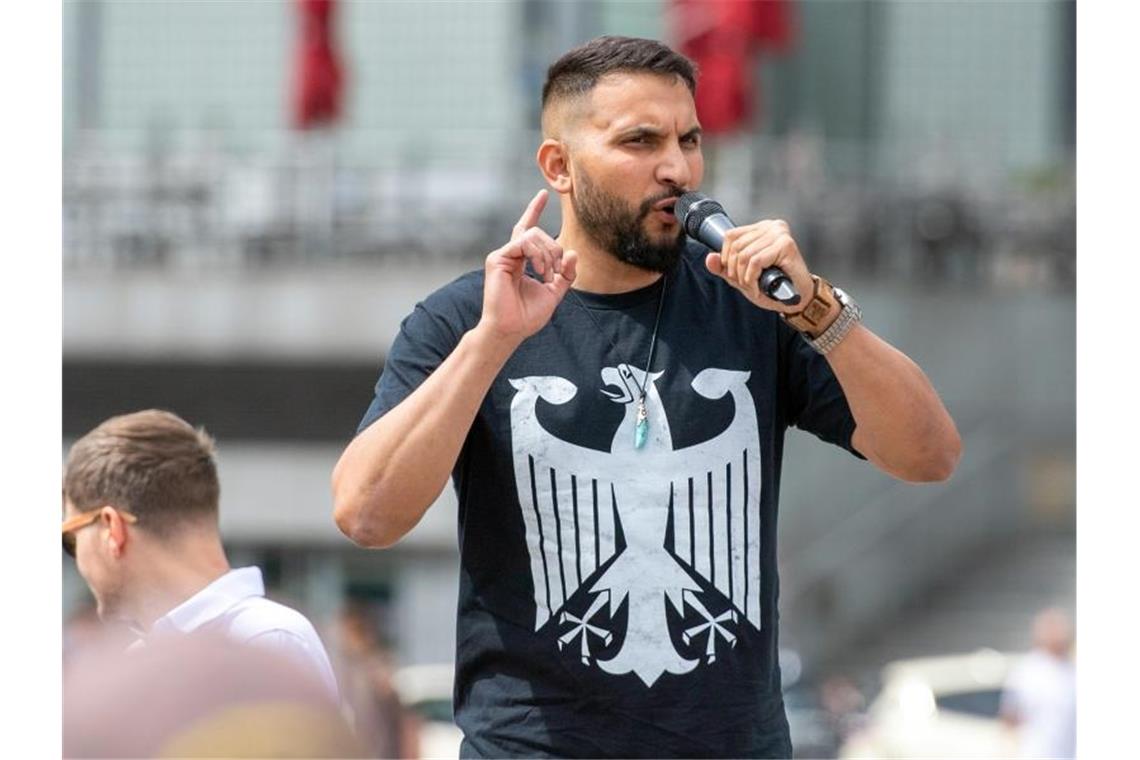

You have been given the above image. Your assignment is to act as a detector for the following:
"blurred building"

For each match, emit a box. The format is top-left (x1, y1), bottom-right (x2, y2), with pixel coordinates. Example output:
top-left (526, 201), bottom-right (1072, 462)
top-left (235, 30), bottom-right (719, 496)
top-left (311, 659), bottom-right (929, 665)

top-left (63, 0), bottom-right (1074, 691)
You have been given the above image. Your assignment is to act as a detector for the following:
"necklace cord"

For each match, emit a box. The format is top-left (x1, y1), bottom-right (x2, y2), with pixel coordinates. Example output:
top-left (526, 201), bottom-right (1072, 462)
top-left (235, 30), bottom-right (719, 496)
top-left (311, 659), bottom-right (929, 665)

top-left (638, 276), bottom-right (667, 399)
top-left (567, 275), bottom-right (667, 401)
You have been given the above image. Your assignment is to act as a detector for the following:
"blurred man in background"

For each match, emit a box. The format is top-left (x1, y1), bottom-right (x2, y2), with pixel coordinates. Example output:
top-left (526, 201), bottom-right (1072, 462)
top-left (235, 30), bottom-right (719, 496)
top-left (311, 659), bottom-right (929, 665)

top-left (333, 35), bottom-right (959, 757)
top-left (62, 409), bottom-right (339, 703)
top-left (1001, 607), bottom-right (1077, 758)
top-left (330, 604), bottom-right (418, 758)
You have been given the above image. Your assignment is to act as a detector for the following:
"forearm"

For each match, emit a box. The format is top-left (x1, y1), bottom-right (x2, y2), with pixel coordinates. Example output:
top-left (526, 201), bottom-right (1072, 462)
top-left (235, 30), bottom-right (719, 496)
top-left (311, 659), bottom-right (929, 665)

top-left (332, 324), bottom-right (518, 547)
top-left (825, 324), bottom-right (962, 482)
top-left (705, 220), bottom-right (960, 481)
top-left (332, 188), bottom-right (575, 546)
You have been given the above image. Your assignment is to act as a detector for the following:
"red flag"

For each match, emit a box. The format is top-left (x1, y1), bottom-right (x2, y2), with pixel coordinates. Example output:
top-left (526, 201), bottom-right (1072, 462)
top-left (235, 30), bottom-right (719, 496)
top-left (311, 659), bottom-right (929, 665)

top-left (673, 0), bottom-right (753, 135)
top-left (753, 0), bottom-right (795, 52)
top-left (293, 0), bottom-right (345, 130)
top-left (672, 0), bottom-right (796, 134)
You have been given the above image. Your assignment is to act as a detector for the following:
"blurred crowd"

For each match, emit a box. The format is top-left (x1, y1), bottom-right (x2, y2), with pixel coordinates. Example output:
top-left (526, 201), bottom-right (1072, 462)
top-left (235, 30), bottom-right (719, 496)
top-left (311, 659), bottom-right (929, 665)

top-left (64, 599), bottom-right (1075, 759)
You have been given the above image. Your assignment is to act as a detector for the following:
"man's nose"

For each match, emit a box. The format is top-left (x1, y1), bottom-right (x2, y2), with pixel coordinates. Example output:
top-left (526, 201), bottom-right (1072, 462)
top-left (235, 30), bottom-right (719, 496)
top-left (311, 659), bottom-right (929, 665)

top-left (655, 141), bottom-right (693, 188)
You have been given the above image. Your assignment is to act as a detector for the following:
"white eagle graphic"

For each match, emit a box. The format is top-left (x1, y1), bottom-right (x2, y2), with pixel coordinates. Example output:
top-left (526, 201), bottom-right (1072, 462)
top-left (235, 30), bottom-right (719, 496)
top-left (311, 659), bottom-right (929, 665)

top-left (508, 365), bottom-right (762, 687)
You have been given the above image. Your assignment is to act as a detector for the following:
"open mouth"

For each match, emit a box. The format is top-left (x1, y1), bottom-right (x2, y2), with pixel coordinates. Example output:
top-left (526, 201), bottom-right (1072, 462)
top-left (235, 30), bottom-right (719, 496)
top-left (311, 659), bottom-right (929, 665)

top-left (650, 199), bottom-right (677, 220)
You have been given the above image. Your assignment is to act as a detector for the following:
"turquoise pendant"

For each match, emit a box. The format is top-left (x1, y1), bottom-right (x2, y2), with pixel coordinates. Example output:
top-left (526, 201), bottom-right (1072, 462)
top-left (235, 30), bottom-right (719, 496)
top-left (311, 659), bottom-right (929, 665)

top-left (634, 398), bottom-right (649, 449)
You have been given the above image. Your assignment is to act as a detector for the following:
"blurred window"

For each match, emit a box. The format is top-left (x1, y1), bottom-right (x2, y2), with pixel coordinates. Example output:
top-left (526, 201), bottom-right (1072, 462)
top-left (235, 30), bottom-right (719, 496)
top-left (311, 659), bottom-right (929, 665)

top-left (935, 688), bottom-right (1003, 718)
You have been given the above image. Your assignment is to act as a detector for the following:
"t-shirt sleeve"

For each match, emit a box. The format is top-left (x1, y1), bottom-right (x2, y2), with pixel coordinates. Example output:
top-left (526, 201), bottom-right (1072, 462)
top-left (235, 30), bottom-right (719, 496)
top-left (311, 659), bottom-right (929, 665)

top-left (357, 288), bottom-right (472, 435)
top-left (778, 319), bottom-right (865, 459)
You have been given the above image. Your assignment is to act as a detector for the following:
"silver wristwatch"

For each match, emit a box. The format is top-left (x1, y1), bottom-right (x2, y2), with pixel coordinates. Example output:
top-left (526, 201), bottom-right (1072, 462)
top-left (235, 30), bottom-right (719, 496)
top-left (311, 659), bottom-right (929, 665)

top-left (807, 287), bottom-right (862, 354)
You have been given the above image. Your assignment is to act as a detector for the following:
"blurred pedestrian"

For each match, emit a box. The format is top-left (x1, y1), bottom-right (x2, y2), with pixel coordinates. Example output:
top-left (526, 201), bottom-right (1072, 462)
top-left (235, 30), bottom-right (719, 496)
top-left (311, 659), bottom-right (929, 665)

top-left (62, 409), bottom-right (339, 702)
top-left (819, 673), bottom-right (867, 745)
top-left (1000, 607), bottom-right (1077, 758)
top-left (331, 603), bottom-right (418, 758)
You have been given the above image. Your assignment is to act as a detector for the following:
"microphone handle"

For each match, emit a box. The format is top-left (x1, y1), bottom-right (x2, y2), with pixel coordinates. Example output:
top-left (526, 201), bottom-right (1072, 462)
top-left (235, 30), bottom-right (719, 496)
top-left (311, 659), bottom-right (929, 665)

top-left (698, 214), bottom-right (801, 306)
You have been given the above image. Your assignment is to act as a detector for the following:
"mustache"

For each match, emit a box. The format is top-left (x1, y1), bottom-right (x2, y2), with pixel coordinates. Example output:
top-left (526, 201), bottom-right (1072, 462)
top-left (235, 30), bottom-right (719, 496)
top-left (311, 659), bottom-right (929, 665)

top-left (637, 187), bottom-right (686, 219)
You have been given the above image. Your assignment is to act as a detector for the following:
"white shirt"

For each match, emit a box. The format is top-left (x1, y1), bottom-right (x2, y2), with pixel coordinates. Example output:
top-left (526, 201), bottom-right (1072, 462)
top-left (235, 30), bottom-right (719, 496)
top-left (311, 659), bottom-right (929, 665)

top-left (142, 566), bottom-right (340, 703)
top-left (1001, 650), bottom-right (1077, 758)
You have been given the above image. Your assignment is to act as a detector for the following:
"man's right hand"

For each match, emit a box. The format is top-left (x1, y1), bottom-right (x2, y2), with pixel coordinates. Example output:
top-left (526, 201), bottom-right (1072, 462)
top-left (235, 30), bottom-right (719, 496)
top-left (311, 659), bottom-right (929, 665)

top-left (332, 190), bottom-right (579, 548)
top-left (479, 189), bottom-right (578, 345)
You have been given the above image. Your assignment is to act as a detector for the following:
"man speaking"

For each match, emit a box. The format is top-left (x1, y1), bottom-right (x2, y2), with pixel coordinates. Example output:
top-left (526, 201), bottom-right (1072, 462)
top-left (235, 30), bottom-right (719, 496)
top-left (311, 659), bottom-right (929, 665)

top-left (333, 36), bottom-right (960, 758)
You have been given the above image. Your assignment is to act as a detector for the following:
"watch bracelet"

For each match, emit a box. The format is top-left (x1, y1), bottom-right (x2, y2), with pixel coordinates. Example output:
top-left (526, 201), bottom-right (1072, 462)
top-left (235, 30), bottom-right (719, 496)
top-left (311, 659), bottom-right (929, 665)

top-left (809, 298), bottom-right (863, 354)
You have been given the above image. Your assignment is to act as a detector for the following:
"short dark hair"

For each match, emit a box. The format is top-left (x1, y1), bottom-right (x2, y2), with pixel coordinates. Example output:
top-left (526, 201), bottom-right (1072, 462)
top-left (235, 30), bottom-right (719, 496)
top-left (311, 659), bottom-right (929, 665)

top-left (64, 409), bottom-right (220, 538)
top-left (541, 35), bottom-right (698, 112)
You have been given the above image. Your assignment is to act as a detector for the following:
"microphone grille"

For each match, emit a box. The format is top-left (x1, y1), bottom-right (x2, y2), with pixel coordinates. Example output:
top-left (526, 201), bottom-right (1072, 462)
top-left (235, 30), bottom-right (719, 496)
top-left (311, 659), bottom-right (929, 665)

top-left (675, 192), bottom-right (725, 238)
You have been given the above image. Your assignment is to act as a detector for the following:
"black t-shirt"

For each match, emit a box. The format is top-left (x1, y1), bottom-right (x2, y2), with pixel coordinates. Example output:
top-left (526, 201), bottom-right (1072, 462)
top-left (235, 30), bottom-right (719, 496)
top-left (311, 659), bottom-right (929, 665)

top-left (358, 243), bottom-right (862, 758)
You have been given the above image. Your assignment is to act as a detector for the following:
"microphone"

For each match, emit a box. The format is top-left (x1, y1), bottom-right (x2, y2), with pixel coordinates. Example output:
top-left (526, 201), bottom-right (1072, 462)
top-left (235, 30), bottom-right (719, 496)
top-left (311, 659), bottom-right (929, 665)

top-left (675, 192), bottom-right (800, 305)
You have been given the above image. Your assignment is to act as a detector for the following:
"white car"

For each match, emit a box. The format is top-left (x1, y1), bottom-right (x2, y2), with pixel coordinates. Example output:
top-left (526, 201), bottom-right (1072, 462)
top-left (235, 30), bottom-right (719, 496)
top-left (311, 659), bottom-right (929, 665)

top-left (392, 663), bottom-right (463, 759)
top-left (839, 649), bottom-right (1021, 758)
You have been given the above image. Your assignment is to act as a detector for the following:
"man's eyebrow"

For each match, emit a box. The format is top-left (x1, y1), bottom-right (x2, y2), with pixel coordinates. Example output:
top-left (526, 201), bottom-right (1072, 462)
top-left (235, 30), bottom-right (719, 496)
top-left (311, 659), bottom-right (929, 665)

top-left (614, 125), bottom-right (703, 141)
top-left (615, 125), bottom-right (665, 139)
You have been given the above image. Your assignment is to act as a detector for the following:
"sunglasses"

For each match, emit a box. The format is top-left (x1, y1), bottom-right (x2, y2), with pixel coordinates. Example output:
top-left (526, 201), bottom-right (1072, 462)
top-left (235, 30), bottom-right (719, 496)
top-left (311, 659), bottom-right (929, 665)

top-left (61, 508), bottom-right (137, 557)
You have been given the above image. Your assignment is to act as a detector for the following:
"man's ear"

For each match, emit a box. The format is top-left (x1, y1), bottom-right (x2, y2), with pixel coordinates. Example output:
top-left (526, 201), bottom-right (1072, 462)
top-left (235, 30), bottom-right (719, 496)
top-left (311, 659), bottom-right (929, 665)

top-left (537, 139), bottom-right (573, 194)
top-left (99, 506), bottom-right (130, 558)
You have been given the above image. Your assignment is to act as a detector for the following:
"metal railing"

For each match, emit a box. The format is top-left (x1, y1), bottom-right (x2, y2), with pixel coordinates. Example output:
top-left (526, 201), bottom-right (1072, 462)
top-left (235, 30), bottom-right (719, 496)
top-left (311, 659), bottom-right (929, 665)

top-left (63, 131), bottom-right (1075, 291)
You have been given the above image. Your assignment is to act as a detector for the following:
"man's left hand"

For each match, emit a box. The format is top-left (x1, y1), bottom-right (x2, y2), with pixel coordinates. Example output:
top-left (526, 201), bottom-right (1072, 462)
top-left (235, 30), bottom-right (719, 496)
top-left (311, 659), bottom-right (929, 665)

top-left (704, 219), bottom-right (815, 314)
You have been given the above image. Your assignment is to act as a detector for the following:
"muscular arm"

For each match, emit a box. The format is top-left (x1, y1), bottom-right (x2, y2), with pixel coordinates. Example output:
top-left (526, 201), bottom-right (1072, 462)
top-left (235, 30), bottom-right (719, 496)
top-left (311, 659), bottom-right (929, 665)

top-left (711, 219), bottom-right (961, 483)
top-left (331, 325), bottom-right (516, 547)
top-left (826, 323), bottom-right (961, 482)
top-left (332, 190), bottom-right (576, 548)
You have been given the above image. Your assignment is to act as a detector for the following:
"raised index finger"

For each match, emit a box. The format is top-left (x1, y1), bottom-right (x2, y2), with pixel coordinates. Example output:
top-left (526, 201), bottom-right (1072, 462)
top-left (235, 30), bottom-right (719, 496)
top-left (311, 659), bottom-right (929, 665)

top-left (512, 189), bottom-right (549, 240)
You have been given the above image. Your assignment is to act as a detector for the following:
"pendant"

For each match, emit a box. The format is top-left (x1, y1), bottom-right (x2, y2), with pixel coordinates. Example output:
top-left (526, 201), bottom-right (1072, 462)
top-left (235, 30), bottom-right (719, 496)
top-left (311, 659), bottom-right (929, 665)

top-left (634, 398), bottom-right (649, 449)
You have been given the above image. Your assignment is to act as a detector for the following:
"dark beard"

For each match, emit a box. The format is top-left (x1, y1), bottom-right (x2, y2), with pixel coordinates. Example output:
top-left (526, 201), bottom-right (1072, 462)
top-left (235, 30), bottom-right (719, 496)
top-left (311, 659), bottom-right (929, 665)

top-left (572, 171), bottom-right (687, 273)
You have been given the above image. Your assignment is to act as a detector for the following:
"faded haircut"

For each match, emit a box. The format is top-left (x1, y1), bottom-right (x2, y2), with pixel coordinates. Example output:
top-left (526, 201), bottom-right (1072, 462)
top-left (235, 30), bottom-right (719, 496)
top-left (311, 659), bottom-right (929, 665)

top-left (541, 35), bottom-right (698, 121)
top-left (64, 409), bottom-right (220, 538)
